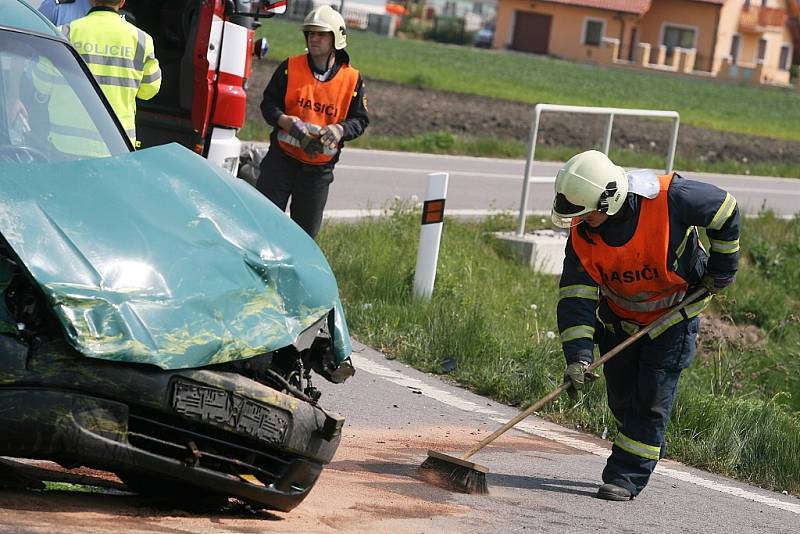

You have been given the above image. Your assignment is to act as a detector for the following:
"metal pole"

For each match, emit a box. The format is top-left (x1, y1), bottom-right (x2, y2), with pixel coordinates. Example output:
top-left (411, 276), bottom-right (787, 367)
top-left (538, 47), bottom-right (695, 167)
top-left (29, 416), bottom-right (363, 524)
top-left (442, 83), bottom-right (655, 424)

top-left (511, 104), bottom-right (679, 236)
top-left (666, 115), bottom-right (680, 173)
top-left (515, 106), bottom-right (541, 237)
top-left (602, 113), bottom-right (614, 155)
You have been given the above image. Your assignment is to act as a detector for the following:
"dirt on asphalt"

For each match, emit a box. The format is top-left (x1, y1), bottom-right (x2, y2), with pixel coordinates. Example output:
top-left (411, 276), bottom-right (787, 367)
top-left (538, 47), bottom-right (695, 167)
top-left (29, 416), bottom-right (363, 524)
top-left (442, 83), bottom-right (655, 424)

top-left (247, 61), bottom-right (800, 166)
top-left (0, 426), bottom-right (577, 533)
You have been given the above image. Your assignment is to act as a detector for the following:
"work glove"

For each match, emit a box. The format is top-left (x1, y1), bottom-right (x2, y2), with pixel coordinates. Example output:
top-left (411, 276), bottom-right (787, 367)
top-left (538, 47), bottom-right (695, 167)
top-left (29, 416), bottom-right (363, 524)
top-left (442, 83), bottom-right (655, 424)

top-left (303, 137), bottom-right (325, 157)
top-left (319, 123), bottom-right (344, 150)
top-left (287, 117), bottom-right (322, 154)
top-left (701, 271), bottom-right (736, 294)
top-left (564, 361), bottom-right (599, 402)
top-left (287, 117), bottom-right (311, 143)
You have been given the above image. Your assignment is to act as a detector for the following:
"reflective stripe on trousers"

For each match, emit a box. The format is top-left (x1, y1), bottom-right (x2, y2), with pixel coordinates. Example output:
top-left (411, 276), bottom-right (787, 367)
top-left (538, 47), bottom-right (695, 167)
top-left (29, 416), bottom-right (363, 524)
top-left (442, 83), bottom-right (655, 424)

top-left (599, 315), bottom-right (699, 496)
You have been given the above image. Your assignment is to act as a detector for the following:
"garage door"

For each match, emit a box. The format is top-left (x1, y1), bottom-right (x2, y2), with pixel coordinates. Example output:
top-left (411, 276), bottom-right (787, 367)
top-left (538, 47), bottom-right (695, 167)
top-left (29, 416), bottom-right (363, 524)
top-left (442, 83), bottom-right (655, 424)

top-left (512, 11), bottom-right (552, 54)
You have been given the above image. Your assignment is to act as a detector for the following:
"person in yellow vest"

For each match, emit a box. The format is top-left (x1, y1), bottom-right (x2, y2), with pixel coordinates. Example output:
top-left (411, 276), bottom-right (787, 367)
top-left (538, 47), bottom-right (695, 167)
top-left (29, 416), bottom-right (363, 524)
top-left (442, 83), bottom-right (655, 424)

top-left (552, 150), bottom-right (740, 501)
top-left (257, 5), bottom-right (369, 238)
top-left (61, 0), bottom-right (161, 147)
top-left (30, 55), bottom-right (115, 159)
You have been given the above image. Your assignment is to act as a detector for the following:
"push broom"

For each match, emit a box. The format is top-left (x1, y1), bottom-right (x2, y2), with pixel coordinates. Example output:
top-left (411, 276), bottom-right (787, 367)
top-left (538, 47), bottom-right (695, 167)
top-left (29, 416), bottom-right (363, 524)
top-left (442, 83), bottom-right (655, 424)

top-left (418, 288), bottom-right (709, 494)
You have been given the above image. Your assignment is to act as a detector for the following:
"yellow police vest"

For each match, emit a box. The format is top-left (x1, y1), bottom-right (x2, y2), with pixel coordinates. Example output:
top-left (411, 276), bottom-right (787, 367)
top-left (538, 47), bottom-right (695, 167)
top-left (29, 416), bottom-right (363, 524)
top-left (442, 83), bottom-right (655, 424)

top-left (62, 9), bottom-right (161, 145)
top-left (31, 56), bottom-right (111, 158)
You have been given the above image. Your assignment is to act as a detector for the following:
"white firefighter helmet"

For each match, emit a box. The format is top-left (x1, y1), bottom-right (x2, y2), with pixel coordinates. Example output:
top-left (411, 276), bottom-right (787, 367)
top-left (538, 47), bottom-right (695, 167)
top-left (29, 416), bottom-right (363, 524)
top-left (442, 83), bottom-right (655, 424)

top-left (551, 150), bottom-right (628, 228)
top-left (303, 5), bottom-right (347, 50)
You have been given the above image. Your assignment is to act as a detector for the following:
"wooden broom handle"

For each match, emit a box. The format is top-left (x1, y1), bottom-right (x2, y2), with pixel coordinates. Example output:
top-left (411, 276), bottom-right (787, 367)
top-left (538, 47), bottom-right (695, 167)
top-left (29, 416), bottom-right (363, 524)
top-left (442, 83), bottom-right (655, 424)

top-left (459, 288), bottom-right (708, 461)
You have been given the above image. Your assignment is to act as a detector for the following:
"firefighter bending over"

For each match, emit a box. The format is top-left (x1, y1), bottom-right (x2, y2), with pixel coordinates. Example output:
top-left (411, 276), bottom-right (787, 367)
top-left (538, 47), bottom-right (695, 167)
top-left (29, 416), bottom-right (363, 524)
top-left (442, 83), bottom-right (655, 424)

top-left (553, 150), bottom-right (739, 501)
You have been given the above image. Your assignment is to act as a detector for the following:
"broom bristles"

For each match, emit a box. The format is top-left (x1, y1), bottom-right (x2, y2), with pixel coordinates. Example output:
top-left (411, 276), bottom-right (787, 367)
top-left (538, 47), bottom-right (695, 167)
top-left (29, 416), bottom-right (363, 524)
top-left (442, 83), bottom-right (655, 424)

top-left (418, 455), bottom-right (489, 494)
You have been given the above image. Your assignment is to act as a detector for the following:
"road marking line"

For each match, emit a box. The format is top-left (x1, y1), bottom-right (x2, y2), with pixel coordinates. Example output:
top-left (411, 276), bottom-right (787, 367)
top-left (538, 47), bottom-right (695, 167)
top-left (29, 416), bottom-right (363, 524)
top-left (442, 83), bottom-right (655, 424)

top-left (351, 353), bottom-right (800, 515)
top-left (345, 147), bottom-right (542, 165)
top-left (336, 165), bottom-right (556, 182)
top-left (337, 166), bottom-right (800, 196)
top-left (325, 209), bottom-right (790, 221)
top-left (324, 209), bottom-right (549, 220)
top-left (249, 142), bottom-right (798, 184)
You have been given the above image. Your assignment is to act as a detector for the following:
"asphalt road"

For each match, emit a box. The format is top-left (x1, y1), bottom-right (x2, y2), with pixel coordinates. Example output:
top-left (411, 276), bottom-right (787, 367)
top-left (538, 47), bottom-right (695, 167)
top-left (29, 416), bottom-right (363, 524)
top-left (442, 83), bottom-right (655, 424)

top-left (317, 148), bottom-right (800, 221)
top-left (309, 342), bottom-right (800, 532)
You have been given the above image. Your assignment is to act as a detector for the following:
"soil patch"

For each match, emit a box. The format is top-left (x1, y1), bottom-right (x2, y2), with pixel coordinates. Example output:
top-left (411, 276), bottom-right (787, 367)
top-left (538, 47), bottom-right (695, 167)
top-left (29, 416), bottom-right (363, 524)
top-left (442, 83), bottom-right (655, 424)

top-left (698, 312), bottom-right (766, 349)
top-left (247, 61), bottom-right (800, 165)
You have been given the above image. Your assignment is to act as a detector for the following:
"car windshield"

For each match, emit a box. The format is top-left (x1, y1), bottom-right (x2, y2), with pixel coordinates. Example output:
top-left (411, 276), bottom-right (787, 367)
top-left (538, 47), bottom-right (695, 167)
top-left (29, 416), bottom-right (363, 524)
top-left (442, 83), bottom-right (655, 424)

top-left (0, 29), bottom-right (129, 163)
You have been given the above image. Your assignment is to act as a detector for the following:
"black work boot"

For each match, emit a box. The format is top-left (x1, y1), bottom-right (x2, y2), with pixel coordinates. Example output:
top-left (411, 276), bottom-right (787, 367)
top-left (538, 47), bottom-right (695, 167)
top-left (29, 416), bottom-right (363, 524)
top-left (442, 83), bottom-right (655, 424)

top-left (597, 483), bottom-right (633, 501)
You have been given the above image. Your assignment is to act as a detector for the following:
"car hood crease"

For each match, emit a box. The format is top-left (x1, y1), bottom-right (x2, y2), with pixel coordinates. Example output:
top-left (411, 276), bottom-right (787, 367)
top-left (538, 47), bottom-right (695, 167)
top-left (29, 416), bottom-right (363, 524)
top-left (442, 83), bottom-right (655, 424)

top-left (0, 143), bottom-right (351, 369)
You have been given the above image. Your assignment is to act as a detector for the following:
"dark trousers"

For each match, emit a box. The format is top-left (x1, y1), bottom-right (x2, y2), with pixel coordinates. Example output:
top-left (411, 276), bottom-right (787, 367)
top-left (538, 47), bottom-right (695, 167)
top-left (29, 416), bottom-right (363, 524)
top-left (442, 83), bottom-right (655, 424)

top-left (256, 148), bottom-right (334, 238)
top-left (599, 316), bottom-right (699, 496)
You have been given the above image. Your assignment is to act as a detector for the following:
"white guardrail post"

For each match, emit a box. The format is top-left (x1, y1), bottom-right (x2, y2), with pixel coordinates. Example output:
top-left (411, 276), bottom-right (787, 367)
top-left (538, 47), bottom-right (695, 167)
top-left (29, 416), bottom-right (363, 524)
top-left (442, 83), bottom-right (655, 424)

top-left (515, 107), bottom-right (542, 236)
top-left (413, 172), bottom-right (449, 300)
top-left (515, 104), bottom-right (680, 237)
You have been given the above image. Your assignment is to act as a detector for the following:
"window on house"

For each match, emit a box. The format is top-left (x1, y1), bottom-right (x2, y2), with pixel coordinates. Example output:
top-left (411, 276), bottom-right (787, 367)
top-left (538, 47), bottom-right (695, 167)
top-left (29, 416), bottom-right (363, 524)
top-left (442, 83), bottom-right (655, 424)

top-left (663, 26), bottom-right (696, 51)
top-left (583, 19), bottom-right (604, 46)
top-left (662, 25), bottom-right (696, 64)
top-left (779, 44), bottom-right (791, 71)
top-left (730, 34), bottom-right (740, 64)
top-left (757, 38), bottom-right (767, 63)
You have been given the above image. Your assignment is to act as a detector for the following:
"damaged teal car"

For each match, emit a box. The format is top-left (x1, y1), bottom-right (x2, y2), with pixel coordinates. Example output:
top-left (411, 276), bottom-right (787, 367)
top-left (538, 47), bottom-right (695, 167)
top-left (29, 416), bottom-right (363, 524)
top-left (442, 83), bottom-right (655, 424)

top-left (0, 1), bottom-right (353, 512)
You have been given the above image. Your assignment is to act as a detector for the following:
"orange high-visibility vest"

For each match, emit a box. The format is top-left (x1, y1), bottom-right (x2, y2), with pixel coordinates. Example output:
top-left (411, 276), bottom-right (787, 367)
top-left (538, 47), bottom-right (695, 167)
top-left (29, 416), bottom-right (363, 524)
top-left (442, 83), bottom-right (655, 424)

top-left (278, 54), bottom-right (359, 165)
top-left (571, 173), bottom-right (689, 325)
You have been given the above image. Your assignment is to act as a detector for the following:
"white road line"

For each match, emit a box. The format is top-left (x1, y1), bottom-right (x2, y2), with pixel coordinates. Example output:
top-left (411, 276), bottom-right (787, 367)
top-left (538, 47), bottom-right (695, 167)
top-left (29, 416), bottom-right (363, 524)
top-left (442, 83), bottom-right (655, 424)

top-left (655, 466), bottom-right (800, 515)
top-left (250, 142), bottom-right (798, 184)
top-left (324, 209), bottom-right (789, 221)
top-left (324, 209), bottom-right (549, 220)
top-left (350, 353), bottom-right (800, 515)
top-left (337, 166), bottom-right (800, 195)
top-left (336, 165), bottom-right (555, 182)
top-left (345, 147), bottom-right (540, 164)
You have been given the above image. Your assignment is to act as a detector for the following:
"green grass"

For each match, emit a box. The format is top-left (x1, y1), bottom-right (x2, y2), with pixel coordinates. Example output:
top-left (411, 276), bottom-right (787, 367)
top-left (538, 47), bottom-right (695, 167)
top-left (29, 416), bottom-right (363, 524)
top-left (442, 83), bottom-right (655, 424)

top-left (317, 207), bottom-right (800, 494)
top-left (670, 392), bottom-right (800, 492)
top-left (257, 19), bottom-right (800, 141)
top-left (41, 481), bottom-right (106, 493)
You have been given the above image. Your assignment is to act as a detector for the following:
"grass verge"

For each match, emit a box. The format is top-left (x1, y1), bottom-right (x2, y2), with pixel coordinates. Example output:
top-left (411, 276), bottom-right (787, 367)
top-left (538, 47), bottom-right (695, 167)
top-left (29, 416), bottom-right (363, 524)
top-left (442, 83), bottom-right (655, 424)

top-left (317, 206), bottom-right (800, 495)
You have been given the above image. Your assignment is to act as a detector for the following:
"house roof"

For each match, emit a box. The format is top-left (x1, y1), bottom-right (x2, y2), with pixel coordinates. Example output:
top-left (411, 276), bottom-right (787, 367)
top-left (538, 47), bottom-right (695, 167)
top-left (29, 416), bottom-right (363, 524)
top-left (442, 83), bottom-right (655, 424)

top-left (542, 0), bottom-right (652, 15)
top-left (541, 0), bottom-right (725, 15)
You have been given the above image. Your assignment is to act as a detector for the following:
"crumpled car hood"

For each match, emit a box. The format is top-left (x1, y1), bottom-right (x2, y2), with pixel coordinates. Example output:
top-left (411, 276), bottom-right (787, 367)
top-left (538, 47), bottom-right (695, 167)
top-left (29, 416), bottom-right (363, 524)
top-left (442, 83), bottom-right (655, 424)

top-left (0, 144), bottom-right (351, 369)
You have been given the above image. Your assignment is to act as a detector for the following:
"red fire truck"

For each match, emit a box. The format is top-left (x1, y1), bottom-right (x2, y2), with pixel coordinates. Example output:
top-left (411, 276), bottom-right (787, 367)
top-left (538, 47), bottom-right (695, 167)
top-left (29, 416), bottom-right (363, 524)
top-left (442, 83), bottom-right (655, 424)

top-left (128, 0), bottom-right (284, 175)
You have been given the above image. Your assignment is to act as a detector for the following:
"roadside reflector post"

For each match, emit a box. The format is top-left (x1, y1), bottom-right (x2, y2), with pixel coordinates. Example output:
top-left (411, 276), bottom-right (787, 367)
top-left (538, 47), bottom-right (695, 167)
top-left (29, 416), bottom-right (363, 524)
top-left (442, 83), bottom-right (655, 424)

top-left (413, 172), bottom-right (449, 300)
